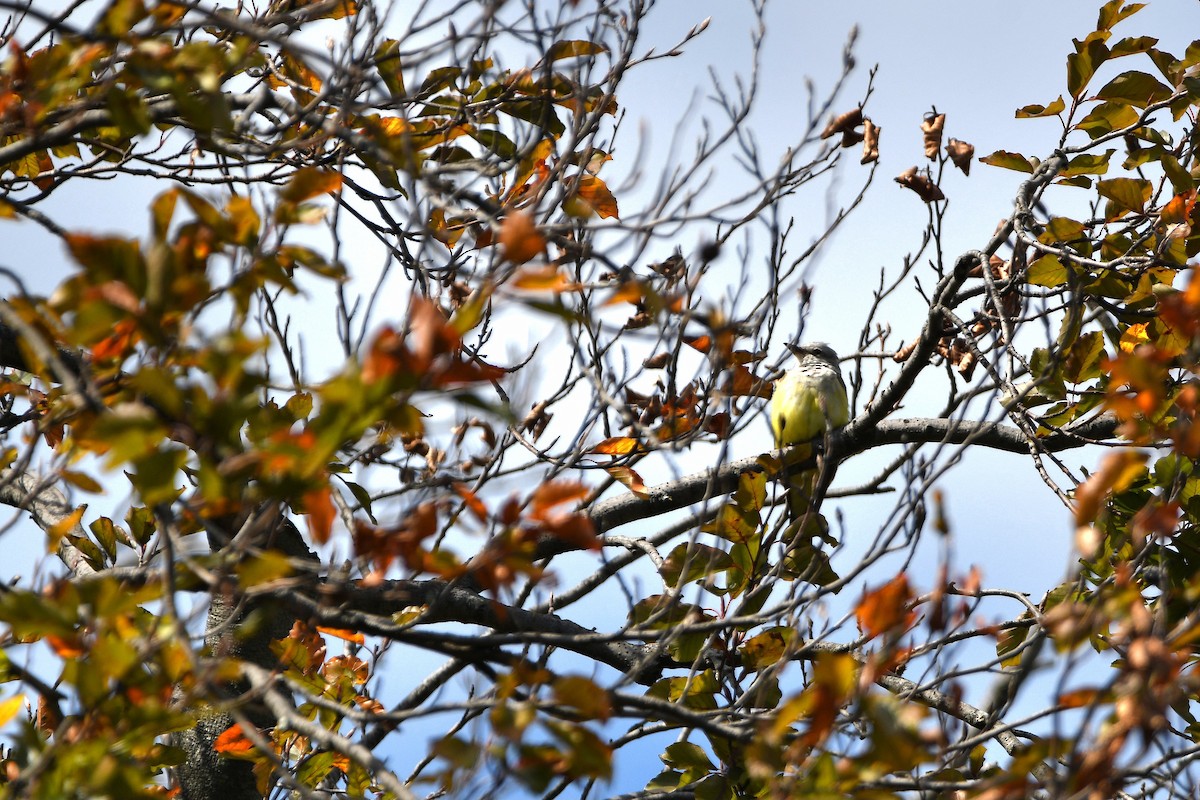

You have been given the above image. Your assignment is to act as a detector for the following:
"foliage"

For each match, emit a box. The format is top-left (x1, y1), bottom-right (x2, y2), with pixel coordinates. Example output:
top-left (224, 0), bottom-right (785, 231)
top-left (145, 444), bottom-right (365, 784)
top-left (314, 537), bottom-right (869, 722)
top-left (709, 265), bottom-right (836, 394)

top-left (0, 0), bottom-right (1197, 799)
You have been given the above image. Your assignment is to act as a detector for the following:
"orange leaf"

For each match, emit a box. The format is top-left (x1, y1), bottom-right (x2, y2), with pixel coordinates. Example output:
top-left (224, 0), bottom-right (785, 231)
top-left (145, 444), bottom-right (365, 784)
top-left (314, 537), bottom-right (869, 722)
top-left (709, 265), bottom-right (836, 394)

top-left (590, 437), bottom-right (642, 456)
top-left (317, 626), bottom-right (366, 645)
top-left (46, 634), bottom-right (85, 658)
top-left (1074, 450), bottom-right (1147, 524)
top-left (512, 266), bottom-right (579, 292)
top-left (499, 211), bottom-right (546, 264)
top-left (91, 318), bottom-right (138, 361)
top-left (1161, 191), bottom-right (1196, 225)
top-left (856, 574), bottom-right (916, 639)
top-left (213, 723), bottom-right (257, 756)
top-left (281, 168), bottom-right (342, 204)
top-left (304, 484), bottom-right (336, 545)
top-left (362, 325), bottom-right (406, 383)
top-left (541, 512), bottom-right (599, 550)
top-left (1058, 688), bottom-right (1102, 709)
top-left (562, 174), bottom-right (619, 219)
top-left (1119, 322), bottom-right (1150, 354)
top-left (453, 483), bottom-right (489, 524)
top-left (606, 465), bottom-right (648, 498)
top-left (530, 480), bottom-right (590, 516)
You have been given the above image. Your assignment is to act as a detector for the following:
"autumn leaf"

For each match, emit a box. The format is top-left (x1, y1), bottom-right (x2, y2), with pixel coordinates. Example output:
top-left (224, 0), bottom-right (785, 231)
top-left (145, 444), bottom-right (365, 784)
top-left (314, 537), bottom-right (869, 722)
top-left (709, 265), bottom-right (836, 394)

top-left (1074, 450), bottom-right (1148, 524)
top-left (605, 465), bottom-right (649, 498)
top-left (281, 168), bottom-right (343, 204)
top-left (921, 112), bottom-right (945, 159)
top-left (857, 574), bottom-right (916, 639)
top-left (213, 723), bottom-right (258, 758)
top-left (499, 211), bottom-right (546, 264)
top-left (304, 484), bottom-right (336, 545)
top-left (562, 174), bottom-right (619, 219)
top-left (946, 138), bottom-right (974, 174)
top-left (512, 266), bottom-right (579, 292)
top-left (861, 119), bottom-right (880, 164)
top-left (590, 437), bottom-right (642, 456)
top-left (0, 695), bottom-right (25, 729)
top-left (895, 166), bottom-right (945, 202)
top-left (820, 107), bottom-right (863, 139)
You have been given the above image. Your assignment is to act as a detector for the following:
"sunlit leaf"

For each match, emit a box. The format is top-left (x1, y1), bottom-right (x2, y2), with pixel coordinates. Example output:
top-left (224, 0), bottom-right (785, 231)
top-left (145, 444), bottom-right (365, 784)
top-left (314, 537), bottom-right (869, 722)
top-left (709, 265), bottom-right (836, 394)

top-left (1016, 96), bottom-right (1065, 118)
top-left (1096, 70), bottom-right (1174, 108)
top-left (980, 150), bottom-right (1035, 173)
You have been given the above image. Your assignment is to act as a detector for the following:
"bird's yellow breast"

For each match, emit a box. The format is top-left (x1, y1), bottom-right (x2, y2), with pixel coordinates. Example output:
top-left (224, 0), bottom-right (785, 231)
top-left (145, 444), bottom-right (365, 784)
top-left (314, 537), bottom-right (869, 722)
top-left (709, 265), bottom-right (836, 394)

top-left (769, 369), bottom-right (849, 447)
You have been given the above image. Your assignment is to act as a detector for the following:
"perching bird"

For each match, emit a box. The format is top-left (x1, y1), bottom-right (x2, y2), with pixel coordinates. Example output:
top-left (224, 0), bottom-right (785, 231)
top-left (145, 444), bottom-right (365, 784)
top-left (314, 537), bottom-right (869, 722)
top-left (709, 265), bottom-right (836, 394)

top-left (769, 342), bottom-right (849, 523)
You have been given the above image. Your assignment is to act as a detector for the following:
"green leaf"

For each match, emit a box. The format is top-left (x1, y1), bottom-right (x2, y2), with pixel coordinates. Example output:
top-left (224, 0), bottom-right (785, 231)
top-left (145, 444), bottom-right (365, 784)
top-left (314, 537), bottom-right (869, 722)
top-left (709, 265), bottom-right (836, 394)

top-left (373, 39), bottom-right (405, 98)
top-left (1064, 332), bottom-right (1106, 384)
top-left (126, 505), bottom-right (158, 547)
top-left (1062, 150), bottom-right (1115, 177)
top-left (739, 627), bottom-right (795, 670)
top-left (418, 65), bottom-right (461, 95)
top-left (470, 129), bottom-right (517, 160)
top-left (660, 543), bottom-right (734, 588)
top-left (544, 40), bottom-right (609, 62)
top-left (89, 517), bottom-right (119, 562)
top-left (662, 741), bottom-right (715, 773)
top-left (1108, 36), bottom-right (1158, 58)
top-left (236, 551), bottom-right (294, 586)
top-left (980, 150), bottom-right (1035, 173)
top-left (996, 616), bottom-right (1031, 667)
top-left (296, 751), bottom-right (338, 787)
top-left (1097, 1), bottom-right (1146, 32)
top-left (1161, 153), bottom-right (1195, 193)
top-left (1074, 101), bottom-right (1140, 139)
top-left (1096, 70), bottom-right (1174, 108)
top-left (1042, 217), bottom-right (1086, 244)
top-left (1027, 254), bottom-right (1068, 287)
top-left (1067, 33), bottom-right (1110, 99)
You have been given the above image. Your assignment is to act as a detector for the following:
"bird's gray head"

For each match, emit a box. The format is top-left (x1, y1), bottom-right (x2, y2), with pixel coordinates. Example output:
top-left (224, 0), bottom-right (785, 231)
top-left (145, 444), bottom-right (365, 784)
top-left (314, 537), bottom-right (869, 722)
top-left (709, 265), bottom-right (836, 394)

top-left (786, 342), bottom-right (841, 368)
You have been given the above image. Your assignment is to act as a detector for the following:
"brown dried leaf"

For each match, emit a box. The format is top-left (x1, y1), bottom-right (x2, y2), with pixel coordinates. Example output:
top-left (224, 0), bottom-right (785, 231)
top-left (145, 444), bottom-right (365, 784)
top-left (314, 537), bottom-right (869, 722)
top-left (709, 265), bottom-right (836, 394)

top-left (895, 166), bottom-right (945, 203)
top-left (946, 138), bottom-right (974, 175)
top-left (861, 119), bottom-right (880, 164)
top-left (820, 107), bottom-right (863, 140)
top-left (921, 112), bottom-right (945, 160)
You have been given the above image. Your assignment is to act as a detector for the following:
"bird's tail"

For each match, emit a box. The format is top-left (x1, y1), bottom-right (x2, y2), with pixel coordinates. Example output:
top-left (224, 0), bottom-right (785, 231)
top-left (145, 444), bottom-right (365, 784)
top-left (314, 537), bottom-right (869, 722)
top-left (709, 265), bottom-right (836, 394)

top-left (780, 443), bottom-right (817, 519)
top-left (777, 444), bottom-right (839, 585)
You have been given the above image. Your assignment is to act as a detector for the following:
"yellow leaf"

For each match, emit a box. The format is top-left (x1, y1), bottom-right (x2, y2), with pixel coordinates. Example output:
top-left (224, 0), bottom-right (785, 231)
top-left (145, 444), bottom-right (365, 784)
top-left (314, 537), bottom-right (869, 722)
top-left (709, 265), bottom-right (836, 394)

top-left (0, 695), bottom-right (24, 728)
top-left (48, 506), bottom-right (85, 549)
top-left (1120, 322), bottom-right (1150, 353)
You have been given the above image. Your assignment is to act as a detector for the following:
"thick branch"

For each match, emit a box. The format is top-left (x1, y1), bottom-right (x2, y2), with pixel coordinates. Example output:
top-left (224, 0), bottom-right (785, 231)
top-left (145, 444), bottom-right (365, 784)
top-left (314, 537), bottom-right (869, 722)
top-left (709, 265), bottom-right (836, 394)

top-left (578, 413), bottom-right (1119, 544)
top-left (0, 468), bottom-right (97, 578)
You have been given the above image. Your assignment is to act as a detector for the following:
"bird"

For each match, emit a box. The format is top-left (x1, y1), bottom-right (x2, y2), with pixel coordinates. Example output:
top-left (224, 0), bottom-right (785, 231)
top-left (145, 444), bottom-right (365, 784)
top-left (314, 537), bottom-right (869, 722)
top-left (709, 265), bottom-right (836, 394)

top-left (769, 342), bottom-right (849, 525)
top-left (770, 342), bottom-right (849, 447)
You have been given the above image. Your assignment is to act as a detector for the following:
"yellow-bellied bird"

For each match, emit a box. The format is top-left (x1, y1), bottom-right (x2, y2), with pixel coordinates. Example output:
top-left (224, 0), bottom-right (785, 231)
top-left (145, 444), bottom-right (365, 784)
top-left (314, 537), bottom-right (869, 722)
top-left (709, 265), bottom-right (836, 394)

top-left (769, 342), bottom-right (849, 523)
